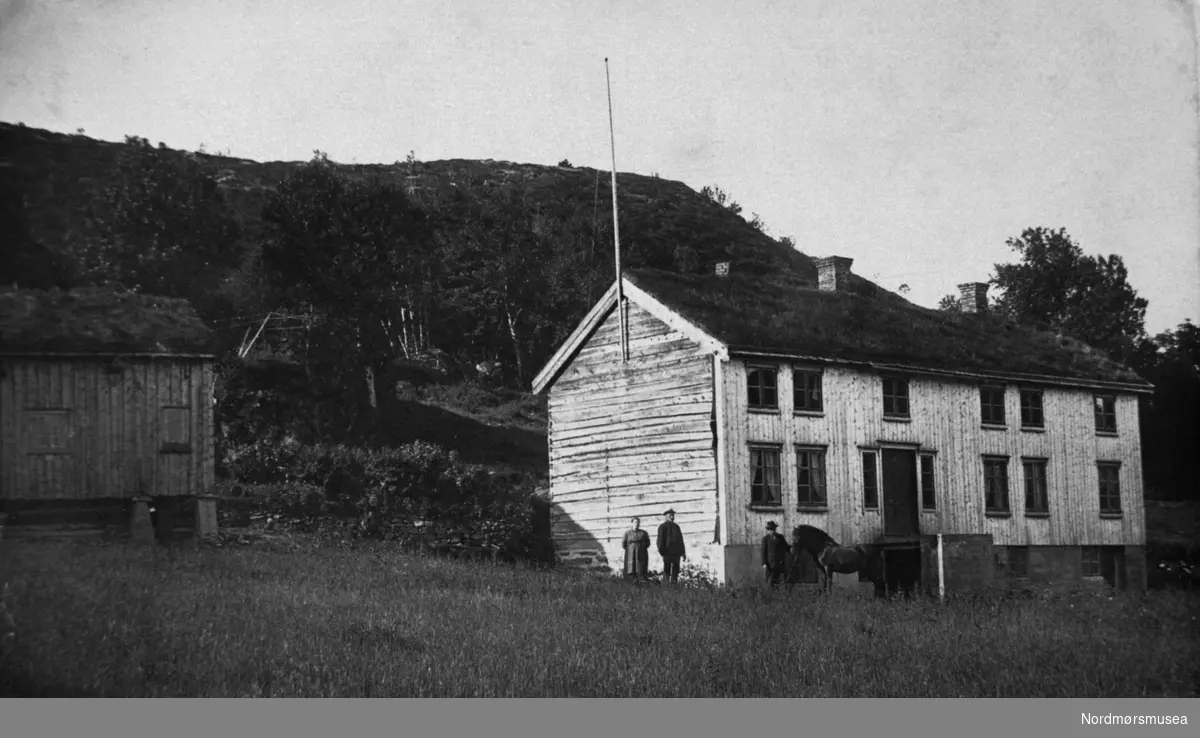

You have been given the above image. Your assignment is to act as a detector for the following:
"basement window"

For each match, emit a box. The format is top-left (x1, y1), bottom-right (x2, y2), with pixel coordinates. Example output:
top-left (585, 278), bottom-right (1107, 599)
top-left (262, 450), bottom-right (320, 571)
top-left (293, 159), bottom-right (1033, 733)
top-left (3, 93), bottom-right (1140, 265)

top-left (1008, 546), bottom-right (1029, 579)
top-left (747, 366), bottom-right (778, 411)
top-left (1081, 546), bottom-right (1102, 578)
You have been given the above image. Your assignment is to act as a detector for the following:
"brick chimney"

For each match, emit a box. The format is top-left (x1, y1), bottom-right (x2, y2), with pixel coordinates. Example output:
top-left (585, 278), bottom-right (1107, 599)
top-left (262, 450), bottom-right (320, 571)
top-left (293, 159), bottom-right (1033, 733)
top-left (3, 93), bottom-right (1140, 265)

top-left (814, 256), bottom-right (854, 292)
top-left (958, 282), bottom-right (989, 313)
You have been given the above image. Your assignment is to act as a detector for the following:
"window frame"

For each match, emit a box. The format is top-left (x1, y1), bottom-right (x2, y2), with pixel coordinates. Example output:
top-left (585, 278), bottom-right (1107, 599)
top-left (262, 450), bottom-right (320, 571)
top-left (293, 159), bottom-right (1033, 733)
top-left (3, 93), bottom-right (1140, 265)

top-left (1093, 393), bottom-right (1117, 435)
top-left (1097, 461), bottom-right (1122, 517)
top-left (747, 365), bottom-right (779, 412)
top-left (160, 404), bottom-right (193, 455)
top-left (919, 452), bottom-right (937, 510)
top-left (793, 368), bottom-right (824, 414)
top-left (748, 443), bottom-right (784, 508)
top-left (980, 385), bottom-right (1006, 427)
top-left (1080, 546), bottom-right (1102, 578)
top-left (1022, 457), bottom-right (1049, 516)
top-left (983, 455), bottom-right (1011, 516)
top-left (795, 445), bottom-right (829, 510)
top-left (882, 376), bottom-right (910, 420)
top-left (1019, 387), bottom-right (1045, 430)
top-left (861, 450), bottom-right (880, 510)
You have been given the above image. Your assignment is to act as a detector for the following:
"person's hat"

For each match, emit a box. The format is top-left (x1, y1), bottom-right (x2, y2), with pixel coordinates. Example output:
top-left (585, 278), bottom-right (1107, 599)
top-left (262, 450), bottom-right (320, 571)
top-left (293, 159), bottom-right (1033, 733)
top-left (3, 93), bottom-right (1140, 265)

top-left (663, 508), bottom-right (676, 516)
top-left (765, 521), bottom-right (778, 530)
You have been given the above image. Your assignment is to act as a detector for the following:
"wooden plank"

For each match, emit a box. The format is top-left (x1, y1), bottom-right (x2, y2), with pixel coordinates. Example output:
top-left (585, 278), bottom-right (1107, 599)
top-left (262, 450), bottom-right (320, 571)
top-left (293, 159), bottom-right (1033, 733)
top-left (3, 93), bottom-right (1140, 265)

top-left (551, 470), bottom-right (716, 498)
top-left (551, 404), bottom-right (711, 436)
top-left (553, 365), bottom-right (712, 397)
top-left (549, 392), bottom-right (713, 424)
top-left (553, 423), bottom-right (710, 450)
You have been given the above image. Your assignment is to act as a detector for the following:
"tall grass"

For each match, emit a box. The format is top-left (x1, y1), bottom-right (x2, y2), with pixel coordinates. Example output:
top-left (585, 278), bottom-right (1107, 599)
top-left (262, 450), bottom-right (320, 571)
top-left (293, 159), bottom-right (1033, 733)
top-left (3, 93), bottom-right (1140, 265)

top-left (1, 540), bottom-right (1196, 697)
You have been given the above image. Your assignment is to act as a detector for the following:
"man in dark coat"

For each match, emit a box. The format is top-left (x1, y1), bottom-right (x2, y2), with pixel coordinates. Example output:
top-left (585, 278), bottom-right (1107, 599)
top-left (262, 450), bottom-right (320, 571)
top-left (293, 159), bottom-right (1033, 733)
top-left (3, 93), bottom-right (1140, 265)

top-left (761, 521), bottom-right (790, 590)
top-left (657, 509), bottom-right (686, 584)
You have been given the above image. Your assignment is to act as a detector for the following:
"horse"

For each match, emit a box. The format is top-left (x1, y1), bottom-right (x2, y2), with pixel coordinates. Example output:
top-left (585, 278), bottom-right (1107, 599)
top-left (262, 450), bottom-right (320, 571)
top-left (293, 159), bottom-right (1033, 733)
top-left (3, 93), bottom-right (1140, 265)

top-left (791, 525), bottom-right (883, 594)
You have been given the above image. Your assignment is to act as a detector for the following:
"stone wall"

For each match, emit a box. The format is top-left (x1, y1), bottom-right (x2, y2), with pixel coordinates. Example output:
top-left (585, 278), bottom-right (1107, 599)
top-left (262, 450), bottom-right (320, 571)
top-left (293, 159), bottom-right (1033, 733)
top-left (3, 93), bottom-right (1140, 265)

top-left (991, 545), bottom-right (1148, 592)
top-left (920, 534), bottom-right (995, 596)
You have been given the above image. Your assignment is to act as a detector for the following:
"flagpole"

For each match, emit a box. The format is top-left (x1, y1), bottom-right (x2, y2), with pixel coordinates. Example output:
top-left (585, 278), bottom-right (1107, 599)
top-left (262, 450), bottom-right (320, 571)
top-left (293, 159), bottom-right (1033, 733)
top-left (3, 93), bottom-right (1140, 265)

top-left (605, 57), bottom-right (627, 363)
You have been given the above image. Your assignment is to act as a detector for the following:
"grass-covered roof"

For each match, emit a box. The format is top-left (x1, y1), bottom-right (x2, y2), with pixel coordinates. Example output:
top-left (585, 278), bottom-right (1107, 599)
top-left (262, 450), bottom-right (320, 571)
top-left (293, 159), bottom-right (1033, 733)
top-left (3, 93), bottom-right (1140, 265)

top-left (0, 287), bottom-right (216, 356)
top-left (625, 267), bottom-right (1149, 388)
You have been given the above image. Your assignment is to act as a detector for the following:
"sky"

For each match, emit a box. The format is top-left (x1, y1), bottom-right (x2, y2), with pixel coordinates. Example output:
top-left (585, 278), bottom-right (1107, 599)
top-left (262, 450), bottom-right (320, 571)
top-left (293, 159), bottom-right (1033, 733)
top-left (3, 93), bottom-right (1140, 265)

top-left (2, 0), bottom-right (1197, 335)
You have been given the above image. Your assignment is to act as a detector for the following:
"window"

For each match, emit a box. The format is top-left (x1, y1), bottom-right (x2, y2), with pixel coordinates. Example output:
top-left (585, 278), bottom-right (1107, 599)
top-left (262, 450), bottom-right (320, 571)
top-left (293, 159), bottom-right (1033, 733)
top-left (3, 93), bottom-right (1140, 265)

top-left (1097, 462), bottom-right (1121, 515)
top-left (749, 445), bottom-right (782, 506)
top-left (25, 410), bottom-right (72, 454)
top-left (795, 447), bottom-right (827, 508)
top-left (983, 456), bottom-right (1010, 514)
top-left (1081, 546), bottom-right (1101, 578)
top-left (919, 453), bottom-right (936, 510)
top-left (747, 367), bottom-right (778, 410)
top-left (1022, 458), bottom-right (1048, 515)
top-left (882, 377), bottom-right (909, 418)
top-left (1008, 546), bottom-right (1029, 578)
top-left (1093, 394), bottom-right (1116, 434)
top-left (1020, 388), bottom-right (1044, 429)
top-left (793, 369), bottom-right (823, 413)
top-left (862, 451), bottom-right (879, 509)
top-left (980, 385), bottom-right (1006, 426)
top-left (160, 406), bottom-right (192, 454)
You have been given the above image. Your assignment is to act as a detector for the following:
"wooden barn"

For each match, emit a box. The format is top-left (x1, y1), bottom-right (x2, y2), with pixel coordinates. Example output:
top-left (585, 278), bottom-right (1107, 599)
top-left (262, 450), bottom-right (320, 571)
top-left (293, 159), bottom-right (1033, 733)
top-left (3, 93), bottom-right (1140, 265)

top-left (0, 288), bottom-right (218, 542)
top-left (531, 257), bottom-right (1154, 594)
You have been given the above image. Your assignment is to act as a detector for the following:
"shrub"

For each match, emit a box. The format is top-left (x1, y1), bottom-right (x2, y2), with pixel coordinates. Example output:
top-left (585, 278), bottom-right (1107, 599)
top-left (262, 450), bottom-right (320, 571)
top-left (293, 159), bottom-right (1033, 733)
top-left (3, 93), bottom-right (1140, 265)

top-left (221, 439), bottom-right (554, 564)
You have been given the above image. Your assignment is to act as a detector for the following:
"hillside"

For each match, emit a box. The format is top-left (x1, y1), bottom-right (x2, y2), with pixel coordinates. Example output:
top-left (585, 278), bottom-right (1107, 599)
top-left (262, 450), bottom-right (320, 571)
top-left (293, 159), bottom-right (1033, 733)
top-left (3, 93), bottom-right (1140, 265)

top-left (0, 120), bottom-right (830, 287)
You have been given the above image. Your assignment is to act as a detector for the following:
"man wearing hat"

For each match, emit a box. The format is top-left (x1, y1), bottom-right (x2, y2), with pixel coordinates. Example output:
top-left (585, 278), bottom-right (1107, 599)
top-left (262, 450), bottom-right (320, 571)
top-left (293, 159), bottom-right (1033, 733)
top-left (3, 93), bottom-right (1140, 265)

top-left (761, 521), bottom-right (790, 590)
top-left (656, 509), bottom-right (686, 584)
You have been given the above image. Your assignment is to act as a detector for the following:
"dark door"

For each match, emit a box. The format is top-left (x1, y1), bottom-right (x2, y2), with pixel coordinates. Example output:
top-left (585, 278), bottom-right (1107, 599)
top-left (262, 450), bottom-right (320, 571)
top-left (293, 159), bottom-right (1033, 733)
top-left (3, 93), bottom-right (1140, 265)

top-left (1100, 546), bottom-right (1126, 590)
top-left (882, 449), bottom-right (920, 537)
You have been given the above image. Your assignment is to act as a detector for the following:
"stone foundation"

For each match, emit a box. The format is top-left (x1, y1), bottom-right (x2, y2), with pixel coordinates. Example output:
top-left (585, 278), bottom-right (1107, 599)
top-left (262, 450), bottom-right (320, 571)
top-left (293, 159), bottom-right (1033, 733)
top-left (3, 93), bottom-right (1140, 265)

top-left (992, 545), bottom-right (1148, 592)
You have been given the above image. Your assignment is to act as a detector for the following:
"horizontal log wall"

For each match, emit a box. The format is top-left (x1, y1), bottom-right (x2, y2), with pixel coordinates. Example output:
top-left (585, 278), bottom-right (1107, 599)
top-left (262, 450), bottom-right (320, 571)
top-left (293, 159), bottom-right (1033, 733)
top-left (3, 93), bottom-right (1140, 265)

top-left (722, 359), bottom-right (1145, 548)
top-left (0, 357), bottom-right (215, 501)
top-left (548, 301), bottom-right (718, 576)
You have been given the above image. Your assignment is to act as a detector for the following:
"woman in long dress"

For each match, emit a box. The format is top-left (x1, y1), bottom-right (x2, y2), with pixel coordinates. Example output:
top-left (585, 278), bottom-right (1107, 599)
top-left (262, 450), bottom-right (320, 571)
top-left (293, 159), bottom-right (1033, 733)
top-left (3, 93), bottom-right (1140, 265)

top-left (622, 516), bottom-right (651, 581)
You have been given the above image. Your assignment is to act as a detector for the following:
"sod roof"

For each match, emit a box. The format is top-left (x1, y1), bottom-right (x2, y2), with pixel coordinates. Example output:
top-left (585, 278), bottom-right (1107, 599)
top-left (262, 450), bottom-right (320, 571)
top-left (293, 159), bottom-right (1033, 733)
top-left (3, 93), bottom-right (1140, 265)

top-left (0, 287), bottom-right (216, 356)
top-left (624, 267), bottom-right (1149, 389)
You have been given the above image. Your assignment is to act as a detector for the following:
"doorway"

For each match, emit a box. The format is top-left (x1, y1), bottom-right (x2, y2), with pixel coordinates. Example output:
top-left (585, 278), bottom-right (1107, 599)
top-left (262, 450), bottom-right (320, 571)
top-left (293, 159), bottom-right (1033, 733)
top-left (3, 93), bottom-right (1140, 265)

top-left (1100, 546), bottom-right (1126, 590)
top-left (882, 448), bottom-right (920, 537)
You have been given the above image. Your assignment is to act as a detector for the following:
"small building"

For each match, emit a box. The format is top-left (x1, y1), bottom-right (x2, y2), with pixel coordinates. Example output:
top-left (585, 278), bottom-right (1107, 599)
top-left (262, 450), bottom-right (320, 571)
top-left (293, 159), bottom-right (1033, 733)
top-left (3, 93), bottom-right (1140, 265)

top-left (0, 288), bottom-right (218, 540)
top-left (531, 258), bottom-right (1153, 593)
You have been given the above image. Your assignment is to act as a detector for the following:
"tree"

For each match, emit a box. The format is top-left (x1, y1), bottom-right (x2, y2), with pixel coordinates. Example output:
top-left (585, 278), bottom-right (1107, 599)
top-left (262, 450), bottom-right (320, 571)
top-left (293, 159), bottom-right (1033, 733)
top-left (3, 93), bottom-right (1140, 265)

top-left (1138, 320), bottom-right (1200, 500)
top-left (72, 136), bottom-right (245, 318)
top-left (936, 294), bottom-right (962, 312)
top-left (260, 152), bottom-right (437, 420)
top-left (991, 227), bottom-right (1148, 364)
top-left (0, 165), bottom-right (75, 289)
top-left (699, 184), bottom-right (743, 216)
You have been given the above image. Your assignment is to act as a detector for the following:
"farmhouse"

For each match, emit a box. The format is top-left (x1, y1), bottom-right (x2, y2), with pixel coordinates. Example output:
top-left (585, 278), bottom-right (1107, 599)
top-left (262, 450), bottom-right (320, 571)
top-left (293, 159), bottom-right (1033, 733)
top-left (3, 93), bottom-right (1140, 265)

top-left (0, 288), bottom-right (218, 541)
top-left (532, 257), bottom-right (1154, 594)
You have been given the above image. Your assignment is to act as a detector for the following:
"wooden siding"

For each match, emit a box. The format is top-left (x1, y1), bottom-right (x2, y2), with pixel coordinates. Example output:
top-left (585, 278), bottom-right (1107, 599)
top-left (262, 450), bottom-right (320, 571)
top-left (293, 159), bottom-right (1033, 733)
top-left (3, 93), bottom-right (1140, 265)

top-left (0, 357), bottom-right (215, 501)
top-left (720, 359), bottom-right (1145, 547)
top-left (547, 300), bottom-right (718, 575)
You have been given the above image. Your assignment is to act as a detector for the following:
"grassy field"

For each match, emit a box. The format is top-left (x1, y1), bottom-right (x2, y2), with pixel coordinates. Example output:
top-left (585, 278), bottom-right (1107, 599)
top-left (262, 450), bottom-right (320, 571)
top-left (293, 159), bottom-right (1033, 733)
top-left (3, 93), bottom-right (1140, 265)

top-left (1, 538), bottom-right (1197, 698)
